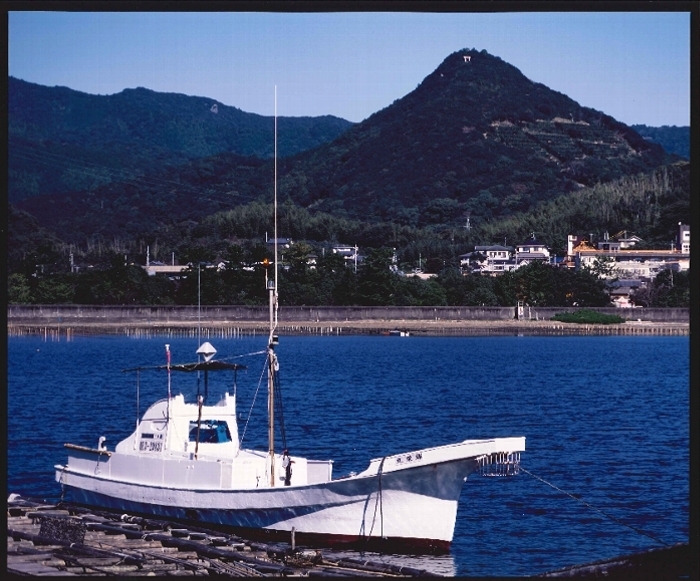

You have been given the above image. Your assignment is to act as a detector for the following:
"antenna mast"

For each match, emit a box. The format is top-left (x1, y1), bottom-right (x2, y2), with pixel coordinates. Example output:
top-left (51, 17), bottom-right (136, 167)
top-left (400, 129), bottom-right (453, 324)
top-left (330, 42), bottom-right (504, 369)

top-left (267, 86), bottom-right (279, 486)
top-left (274, 86), bottom-right (279, 330)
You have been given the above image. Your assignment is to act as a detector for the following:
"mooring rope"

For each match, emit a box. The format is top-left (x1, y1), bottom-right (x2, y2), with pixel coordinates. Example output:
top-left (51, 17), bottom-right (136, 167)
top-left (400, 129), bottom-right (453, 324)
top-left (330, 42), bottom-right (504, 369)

top-left (367, 457), bottom-right (387, 541)
top-left (59, 465), bottom-right (68, 503)
top-left (218, 349), bottom-right (267, 363)
top-left (273, 366), bottom-right (287, 452)
top-left (519, 465), bottom-right (670, 547)
top-left (238, 357), bottom-right (268, 450)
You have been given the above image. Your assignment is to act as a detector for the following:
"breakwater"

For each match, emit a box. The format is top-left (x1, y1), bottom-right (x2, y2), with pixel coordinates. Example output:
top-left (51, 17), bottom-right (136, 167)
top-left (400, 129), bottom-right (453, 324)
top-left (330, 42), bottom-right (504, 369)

top-left (7, 304), bottom-right (690, 323)
top-left (7, 305), bottom-right (689, 338)
top-left (7, 318), bottom-right (689, 339)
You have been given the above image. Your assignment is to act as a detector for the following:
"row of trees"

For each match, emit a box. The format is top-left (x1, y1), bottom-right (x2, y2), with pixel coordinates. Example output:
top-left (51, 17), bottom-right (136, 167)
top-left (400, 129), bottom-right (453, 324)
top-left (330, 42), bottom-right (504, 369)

top-left (8, 163), bottom-right (689, 300)
top-left (7, 246), bottom-right (689, 308)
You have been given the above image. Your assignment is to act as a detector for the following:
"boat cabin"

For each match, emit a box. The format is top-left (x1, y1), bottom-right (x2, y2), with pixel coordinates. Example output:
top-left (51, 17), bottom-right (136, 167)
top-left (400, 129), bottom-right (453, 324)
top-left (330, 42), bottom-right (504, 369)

top-left (115, 393), bottom-right (241, 460)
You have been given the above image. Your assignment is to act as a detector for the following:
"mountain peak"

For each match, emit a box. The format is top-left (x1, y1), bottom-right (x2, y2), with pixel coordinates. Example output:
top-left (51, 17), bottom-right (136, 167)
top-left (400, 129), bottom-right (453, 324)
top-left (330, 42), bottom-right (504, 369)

top-left (403, 47), bottom-right (581, 128)
top-left (285, 49), bottom-right (669, 223)
top-left (9, 50), bottom-right (676, 241)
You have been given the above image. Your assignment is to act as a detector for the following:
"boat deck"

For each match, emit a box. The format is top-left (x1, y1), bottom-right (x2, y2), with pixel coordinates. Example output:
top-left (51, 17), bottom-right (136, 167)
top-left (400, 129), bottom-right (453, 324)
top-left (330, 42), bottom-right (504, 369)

top-left (6, 495), bottom-right (443, 577)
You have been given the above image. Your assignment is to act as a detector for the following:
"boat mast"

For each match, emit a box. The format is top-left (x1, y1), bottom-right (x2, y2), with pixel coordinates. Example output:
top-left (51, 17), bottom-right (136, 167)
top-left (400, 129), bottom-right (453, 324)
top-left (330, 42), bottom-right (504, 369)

top-left (165, 344), bottom-right (171, 451)
top-left (267, 86), bottom-right (279, 486)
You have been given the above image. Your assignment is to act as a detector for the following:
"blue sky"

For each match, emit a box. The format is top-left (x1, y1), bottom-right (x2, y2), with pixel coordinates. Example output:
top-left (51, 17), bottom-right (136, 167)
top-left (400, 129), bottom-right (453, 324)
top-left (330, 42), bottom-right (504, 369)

top-left (8, 10), bottom-right (691, 126)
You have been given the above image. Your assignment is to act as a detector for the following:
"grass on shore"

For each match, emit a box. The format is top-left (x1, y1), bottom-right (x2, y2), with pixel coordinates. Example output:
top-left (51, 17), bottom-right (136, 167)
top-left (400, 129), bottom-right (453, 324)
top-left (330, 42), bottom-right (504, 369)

top-left (551, 309), bottom-right (626, 325)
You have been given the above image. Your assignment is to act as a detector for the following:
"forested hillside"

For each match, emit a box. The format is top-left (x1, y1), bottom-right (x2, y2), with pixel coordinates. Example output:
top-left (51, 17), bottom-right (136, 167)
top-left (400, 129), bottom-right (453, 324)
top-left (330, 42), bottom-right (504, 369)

top-left (8, 48), bottom-right (690, 311)
top-left (11, 49), bottom-right (678, 246)
top-left (8, 77), bottom-right (353, 203)
top-left (274, 49), bottom-right (673, 226)
top-left (9, 162), bottom-right (689, 276)
top-left (631, 125), bottom-right (690, 159)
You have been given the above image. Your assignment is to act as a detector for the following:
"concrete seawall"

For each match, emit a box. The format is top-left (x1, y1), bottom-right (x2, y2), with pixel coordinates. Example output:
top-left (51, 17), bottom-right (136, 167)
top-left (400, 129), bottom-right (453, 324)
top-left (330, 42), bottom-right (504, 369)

top-left (7, 305), bottom-right (689, 338)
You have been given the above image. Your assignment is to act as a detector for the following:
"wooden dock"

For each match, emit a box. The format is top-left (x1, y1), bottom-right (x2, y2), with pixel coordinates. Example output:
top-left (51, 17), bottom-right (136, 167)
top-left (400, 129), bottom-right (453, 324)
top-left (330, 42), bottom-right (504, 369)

top-left (536, 542), bottom-right (693, 580)
top-left (7, 496), bottom-right (693, 578)
top-left (7, 495), bottom-right (443, 577)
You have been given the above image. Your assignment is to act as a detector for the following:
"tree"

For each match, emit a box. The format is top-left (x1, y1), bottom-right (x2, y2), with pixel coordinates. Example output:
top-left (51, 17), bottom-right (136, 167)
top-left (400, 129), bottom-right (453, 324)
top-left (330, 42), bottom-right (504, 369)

top-left (284, 241), bottom-right (315, 275)
top-left (356, 247), bottom-right (399, 305)
top-left (8, 273), bottom-right (33, 304)
top-left (420, 198), bottom-right (461, 226)
top-left (504, 261), bottom-right (610, 307)
top-left (466, 189), bottom-right (499, 221)
top-left (34, 278), bottom-right (74, 304)
top-left (586, 255), bottom-right (618, 280)
top-left (464, 281), bottom-right (499, 306)
top-left (330, 264), bottom-right (359, 305)
top-left (424, 257), bottom-right (445, 274)
top-left (140, 275), bottom-right (176, 305)
top-left (510, 261), bottom-right (559, 306)
top-left (437, 267), bottom-right (469, 305)
top-left (569, 269), bottom-right (612, 307)
top-left (393, 277), bottom-right (447, 306)
top-left (631, 269), bottom-right (690, 307)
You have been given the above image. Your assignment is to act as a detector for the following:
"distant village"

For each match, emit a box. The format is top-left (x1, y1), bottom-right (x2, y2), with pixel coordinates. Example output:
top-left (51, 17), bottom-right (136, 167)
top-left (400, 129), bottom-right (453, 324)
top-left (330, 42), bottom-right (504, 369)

top-left (142, 223), bottom-right (690, 309)
top-left (455, 222), bottom-right (690, 308)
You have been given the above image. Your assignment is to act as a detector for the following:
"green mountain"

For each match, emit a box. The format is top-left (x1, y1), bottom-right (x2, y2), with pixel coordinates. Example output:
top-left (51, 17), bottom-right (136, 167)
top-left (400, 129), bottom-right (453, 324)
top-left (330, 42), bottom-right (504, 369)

top-left (274, 49), bottom-right (672, 226)
top-left (8, 76), bottom-right (353, 203)
top-left (11, 49), bottom-right (683, 249)
top-left (7, 205), bottom-right (68, 275)
top-left (15, 151), bottom-right (272, 244)
top-left (631, 124), bottom-right (690, 159)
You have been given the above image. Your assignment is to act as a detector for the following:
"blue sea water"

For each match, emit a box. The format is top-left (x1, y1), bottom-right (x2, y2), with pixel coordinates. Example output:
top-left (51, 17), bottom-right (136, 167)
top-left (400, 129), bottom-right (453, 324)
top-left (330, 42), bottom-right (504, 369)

top-left (7, 334), bottom-right (689, 577)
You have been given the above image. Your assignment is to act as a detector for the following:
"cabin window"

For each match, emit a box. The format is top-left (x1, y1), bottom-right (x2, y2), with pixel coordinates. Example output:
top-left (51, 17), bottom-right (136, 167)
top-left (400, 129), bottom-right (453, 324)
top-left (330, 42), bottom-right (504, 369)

top-left (188, 420), bottom-right (232, 444)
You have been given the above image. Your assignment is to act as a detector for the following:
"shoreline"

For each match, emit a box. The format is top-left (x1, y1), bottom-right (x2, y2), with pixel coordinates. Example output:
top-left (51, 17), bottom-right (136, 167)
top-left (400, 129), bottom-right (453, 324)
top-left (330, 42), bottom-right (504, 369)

top-left (7, 318), bottom-right (689, 338)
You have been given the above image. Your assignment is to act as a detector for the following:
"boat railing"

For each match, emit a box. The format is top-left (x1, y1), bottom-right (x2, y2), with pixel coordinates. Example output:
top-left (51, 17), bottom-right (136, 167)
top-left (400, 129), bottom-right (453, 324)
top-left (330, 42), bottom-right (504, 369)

top-left (477, 452), bottom-right (521, 477)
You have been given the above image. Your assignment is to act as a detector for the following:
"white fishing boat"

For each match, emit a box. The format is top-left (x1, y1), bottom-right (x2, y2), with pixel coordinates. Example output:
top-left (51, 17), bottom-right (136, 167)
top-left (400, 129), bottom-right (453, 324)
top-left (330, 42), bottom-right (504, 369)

top-left (55, 91), bottom-right (525, 553)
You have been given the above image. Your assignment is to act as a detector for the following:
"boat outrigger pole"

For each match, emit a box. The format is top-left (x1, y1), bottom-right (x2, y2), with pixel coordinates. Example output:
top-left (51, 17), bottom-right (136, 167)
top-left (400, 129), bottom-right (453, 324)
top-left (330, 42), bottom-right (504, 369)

top-left (268, 86), bottom-right (280, 486)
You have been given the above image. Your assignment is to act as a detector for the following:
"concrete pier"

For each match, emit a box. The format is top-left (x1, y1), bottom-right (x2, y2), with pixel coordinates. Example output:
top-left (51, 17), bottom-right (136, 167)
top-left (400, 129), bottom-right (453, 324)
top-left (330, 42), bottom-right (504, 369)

top-left (6, 305), bottom-right (689, 338)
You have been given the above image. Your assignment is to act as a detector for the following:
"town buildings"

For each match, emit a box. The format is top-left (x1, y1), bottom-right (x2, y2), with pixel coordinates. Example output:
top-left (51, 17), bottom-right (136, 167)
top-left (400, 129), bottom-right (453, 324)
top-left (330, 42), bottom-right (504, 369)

top-left (459, 224), bottom-right (690, 306)
top-left (566, 223), bottom-right (690, 278)
top-left (459, 233), bottom-right (554, 274)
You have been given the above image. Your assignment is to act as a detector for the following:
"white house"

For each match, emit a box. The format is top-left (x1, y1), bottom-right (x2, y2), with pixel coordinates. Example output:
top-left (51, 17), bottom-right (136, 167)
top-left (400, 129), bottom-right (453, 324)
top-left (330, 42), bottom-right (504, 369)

top-left (515, 235), bottom-right (551, 266)
top-left (266, 237), bottom-right (293, 249)
top-left (142, 264), bottom-right (189, 278)
top-left (677, 223), bottom-right (690, 255)
top-left (481, 245), bottom-right (515, 273)
top-left (332, 244), bottom-right (360, 269)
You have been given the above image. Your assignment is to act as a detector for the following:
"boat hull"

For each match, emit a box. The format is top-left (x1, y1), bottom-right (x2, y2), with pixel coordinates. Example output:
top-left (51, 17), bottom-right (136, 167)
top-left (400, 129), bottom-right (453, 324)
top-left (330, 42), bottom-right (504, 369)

top-left (57, 437), bottom-right (525, 552)
top-left (58, 457), bottom-right (475, 552)
top-left (61, 485), bottom-right (455, 554)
